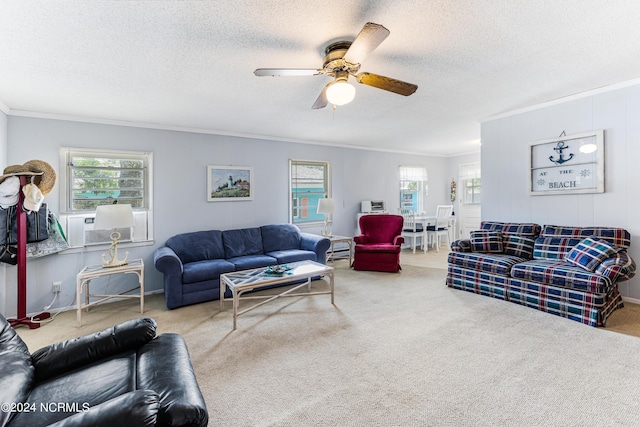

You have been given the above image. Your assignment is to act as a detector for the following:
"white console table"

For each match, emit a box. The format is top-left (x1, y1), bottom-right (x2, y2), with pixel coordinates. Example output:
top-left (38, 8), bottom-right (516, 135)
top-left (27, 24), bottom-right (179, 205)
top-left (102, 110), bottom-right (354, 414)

top-left (76, 259), bottom-right (144, 326)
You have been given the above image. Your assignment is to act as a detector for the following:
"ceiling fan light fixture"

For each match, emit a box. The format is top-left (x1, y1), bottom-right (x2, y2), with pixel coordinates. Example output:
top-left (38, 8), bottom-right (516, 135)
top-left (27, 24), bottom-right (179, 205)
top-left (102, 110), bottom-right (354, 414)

top-left (326, 79), bottom-right (356, 106)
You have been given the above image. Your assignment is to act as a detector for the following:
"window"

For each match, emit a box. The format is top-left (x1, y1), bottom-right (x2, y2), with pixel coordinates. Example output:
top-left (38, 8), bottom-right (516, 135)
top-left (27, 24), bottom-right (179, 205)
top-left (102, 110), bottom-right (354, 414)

top-left (399, 166), bottom-right (428, 212)
top-left (289, 160), bottom-right (330, 224)
top-left (459, 162), bottom-right (481, 205)
top-left (59, 148), bottom-right (153, 248)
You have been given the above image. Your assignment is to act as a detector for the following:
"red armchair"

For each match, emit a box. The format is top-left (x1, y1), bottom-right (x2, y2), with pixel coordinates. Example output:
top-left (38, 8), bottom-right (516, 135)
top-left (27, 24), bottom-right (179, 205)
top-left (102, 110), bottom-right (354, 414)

top-left (353, 214), bottom-right (405, 272)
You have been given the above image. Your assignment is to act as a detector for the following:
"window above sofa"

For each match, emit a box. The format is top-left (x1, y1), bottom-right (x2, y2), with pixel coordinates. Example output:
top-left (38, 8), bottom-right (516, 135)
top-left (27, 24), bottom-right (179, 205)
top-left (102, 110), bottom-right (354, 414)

top-left (289, 160), bottom-right (330, 225)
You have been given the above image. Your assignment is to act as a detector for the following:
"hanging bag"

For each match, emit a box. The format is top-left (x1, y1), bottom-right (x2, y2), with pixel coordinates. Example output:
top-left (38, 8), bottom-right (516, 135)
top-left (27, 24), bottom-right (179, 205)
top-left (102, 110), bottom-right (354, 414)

top-left (0, 204), bottom-right (50, 245)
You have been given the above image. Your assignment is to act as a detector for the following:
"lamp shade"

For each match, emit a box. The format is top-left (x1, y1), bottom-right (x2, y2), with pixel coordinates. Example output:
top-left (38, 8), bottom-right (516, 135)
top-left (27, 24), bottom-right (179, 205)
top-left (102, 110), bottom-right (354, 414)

top-left (317, 198), bottom-right (335, 215)
top-left (326, 80), bottom-right (356, 106)
top-left (94, 204), bottom-right (135, 230)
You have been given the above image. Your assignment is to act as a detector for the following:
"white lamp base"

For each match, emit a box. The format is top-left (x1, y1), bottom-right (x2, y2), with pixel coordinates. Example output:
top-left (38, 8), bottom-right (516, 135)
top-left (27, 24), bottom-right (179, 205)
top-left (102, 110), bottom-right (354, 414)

top-left (101, 230), bottom-right (130, 268)
top-left (321, 218), bottom-right (333, 237)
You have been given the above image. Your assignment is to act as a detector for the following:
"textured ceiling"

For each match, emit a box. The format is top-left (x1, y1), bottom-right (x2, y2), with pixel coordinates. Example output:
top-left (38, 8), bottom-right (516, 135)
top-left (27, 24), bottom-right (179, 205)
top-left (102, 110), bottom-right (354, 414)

top-left (2, 1), bottom-right (640, 156)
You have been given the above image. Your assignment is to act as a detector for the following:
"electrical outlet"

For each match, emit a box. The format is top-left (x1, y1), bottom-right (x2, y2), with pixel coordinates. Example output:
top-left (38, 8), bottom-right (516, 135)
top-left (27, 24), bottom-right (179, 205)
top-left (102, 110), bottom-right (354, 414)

top-left (52, 281), bottom-right (61, 293)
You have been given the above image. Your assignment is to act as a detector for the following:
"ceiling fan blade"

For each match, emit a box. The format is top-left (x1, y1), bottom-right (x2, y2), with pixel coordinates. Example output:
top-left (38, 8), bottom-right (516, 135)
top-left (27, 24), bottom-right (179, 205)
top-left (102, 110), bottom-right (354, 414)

top-left (254, 68), bottom-right (321, 77)
top-left (312, 85), bottom-right (329, 109)
top-left (343, 22), bottom-right (390, 65)
top-left (356, 72), bottom-right (418, 96)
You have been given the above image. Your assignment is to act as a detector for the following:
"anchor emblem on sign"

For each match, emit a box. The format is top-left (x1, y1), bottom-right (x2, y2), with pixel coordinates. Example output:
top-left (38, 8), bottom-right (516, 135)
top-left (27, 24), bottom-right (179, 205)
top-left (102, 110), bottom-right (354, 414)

top-left (549, 141), bottom-right (574, 165)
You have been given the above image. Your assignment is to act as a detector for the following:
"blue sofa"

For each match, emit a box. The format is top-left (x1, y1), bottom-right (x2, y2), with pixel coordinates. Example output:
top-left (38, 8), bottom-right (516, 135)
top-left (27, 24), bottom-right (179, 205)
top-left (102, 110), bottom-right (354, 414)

top-left (154, 224), bottom-right (330, 309)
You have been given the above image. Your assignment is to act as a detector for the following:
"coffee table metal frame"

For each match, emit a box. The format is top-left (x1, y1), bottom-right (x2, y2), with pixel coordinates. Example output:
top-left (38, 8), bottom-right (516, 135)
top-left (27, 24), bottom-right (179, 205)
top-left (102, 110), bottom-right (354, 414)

top-left (220, 260), bottom-right (334, 330)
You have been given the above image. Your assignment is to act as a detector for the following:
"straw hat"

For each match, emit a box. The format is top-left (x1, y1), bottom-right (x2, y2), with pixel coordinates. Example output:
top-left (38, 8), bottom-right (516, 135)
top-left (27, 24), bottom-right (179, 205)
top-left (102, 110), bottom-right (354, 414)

top-left (0, 160), bottom-right (56, 195)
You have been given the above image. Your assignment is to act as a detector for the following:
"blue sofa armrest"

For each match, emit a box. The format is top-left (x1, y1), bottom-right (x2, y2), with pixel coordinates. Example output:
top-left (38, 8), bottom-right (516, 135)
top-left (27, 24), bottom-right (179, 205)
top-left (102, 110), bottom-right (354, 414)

top-left (153, 246), bottom-right (183, 275)
top-left (300, 232), bottom-right (331, 264)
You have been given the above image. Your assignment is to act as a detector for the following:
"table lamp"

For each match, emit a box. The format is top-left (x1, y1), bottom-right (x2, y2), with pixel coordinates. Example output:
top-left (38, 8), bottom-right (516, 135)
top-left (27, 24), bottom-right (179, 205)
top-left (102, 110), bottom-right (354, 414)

top-left (317, 197), bottom-right (335, 237)
top-left (93, 204), bottom-right (135, 267)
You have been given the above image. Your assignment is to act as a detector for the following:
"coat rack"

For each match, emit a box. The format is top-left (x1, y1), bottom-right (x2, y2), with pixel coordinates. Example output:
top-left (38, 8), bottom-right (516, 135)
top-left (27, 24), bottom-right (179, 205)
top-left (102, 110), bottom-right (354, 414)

top-left (7, 174), bottom-right (50, 329)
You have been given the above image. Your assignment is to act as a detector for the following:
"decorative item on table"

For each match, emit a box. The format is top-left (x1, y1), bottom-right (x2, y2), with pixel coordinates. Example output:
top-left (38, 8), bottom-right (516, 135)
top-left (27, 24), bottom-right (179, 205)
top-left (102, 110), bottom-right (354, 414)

top-left (265, 264), bottom-right (292, 276)
top-left (317, 197), bottom-right (335, 237)
top-left (93, 203), bottom-right (135, 268)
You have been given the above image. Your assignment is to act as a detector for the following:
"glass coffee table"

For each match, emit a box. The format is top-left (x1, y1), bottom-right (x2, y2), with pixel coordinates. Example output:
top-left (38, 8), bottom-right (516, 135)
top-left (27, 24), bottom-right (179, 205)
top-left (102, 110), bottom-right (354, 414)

top-left (220, 260), bottom-right (334, 330)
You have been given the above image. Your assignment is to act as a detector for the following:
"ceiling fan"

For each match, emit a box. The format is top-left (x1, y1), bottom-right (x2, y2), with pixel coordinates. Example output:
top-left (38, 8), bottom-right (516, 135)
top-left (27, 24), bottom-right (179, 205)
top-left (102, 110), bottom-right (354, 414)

top-left (254, 22), bottom-right (418, 109)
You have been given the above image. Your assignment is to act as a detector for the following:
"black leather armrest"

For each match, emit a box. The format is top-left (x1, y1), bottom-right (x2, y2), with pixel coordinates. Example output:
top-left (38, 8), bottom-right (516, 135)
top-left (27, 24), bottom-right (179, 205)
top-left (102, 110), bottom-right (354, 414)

top-left (31, 318), bottom-right (157, 382)
top-left (138, 334), bottom-right (209, 427)
top-left (46, 389), bottom-right (159, 427)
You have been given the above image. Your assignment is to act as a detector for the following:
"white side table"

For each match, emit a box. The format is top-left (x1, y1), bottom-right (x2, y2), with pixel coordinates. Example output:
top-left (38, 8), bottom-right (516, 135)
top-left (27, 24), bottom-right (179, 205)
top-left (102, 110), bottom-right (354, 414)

top-left (326, 235), bottom-right (353, 265)
top-left (76, 259), bottom-right (144, 326)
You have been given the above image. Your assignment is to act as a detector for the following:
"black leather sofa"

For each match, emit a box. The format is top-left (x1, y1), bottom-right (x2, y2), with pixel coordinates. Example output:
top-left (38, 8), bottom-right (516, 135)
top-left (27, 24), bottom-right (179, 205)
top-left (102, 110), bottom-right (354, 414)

top-left (0, 314), bottom-right (208, 427)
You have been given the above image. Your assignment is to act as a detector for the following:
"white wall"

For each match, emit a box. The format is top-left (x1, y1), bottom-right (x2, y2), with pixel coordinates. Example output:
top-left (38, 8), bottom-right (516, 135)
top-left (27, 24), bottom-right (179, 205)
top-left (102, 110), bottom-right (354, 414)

top-left (481, 83), bottom-right (640, 300)
top-left (3, 116), bottom-right (453, 317)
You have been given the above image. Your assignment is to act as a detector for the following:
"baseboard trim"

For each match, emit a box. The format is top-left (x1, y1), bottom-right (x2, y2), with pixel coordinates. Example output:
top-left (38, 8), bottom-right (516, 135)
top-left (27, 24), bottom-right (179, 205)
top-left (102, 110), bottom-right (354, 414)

top-left (622, 296), bottom-right (640, 305)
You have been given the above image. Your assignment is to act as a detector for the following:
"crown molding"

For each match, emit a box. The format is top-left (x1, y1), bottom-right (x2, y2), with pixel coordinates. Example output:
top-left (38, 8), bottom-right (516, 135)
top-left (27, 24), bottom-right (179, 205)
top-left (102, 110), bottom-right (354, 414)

top-left (7, 109), bottom-right (461, 157)
top-left (480, 77), bottom-right (640, 123)
top-left (0, 99), bottom-right (9, 115)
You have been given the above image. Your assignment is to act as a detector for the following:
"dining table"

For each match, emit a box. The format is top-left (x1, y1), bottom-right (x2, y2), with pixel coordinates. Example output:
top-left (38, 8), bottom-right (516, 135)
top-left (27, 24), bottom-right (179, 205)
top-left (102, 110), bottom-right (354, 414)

top-left (414, 214), bottom-right (456, 249)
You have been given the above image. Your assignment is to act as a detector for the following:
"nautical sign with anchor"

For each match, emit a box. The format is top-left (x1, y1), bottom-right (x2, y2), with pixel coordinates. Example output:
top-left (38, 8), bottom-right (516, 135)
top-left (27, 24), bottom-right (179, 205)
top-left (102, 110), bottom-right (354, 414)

top-left (529, 130), bottom-right (604, 195)
top-left (549, 141), bottom-right (574, 165)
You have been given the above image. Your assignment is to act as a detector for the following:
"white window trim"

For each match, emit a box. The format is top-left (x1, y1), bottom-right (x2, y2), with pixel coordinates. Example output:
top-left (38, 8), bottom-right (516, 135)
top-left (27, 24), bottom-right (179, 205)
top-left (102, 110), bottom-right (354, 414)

top-left (59, 147), bottom-right (154, 250)
top-left (289, 159), bottom-right (331, 225)
top-left (399, 166), bottom-right (428, 212)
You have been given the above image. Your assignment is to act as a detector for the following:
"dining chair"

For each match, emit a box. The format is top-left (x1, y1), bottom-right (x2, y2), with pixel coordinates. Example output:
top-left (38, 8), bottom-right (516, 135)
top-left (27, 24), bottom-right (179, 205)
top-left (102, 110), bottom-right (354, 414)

top-left (426, 205), bottom-right (454, 252)
top-left (400, 208), bottom-right (425, 253)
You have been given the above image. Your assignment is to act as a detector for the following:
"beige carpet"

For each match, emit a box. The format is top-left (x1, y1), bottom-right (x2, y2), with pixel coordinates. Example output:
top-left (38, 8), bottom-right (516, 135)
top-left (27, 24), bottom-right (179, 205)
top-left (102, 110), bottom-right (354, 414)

top-left (16, 250), bottom-right (640, 426)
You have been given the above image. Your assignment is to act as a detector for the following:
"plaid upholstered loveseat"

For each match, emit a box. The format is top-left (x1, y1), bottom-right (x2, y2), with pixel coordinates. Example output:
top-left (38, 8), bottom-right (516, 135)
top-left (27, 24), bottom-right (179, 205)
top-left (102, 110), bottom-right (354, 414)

top-left (446, 221), bottom-right (636, 326)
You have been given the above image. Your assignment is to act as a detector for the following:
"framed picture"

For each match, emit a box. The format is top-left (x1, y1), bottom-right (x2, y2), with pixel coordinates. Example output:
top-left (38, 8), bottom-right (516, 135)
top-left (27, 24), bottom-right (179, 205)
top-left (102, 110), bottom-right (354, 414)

top-left (529, 130), bottom-right (604, 195)
top-left (207, 165), bottom-right (253, 201)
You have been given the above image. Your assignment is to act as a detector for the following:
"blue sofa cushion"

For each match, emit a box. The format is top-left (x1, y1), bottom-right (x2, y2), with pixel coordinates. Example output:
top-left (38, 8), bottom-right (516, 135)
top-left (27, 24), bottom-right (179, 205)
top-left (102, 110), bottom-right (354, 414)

top-left (223, 228), bottom-right (264, 258)
top-left (266, 249), bottom-right (316, 264)
top-left (261, 224), bottom-right (302, 252)
top-left (166, 230), bottom-right (225, 264)
top-left (228, 254), bottom-right (277, 270)
top-left (183, 259), bottom-right (236, 284)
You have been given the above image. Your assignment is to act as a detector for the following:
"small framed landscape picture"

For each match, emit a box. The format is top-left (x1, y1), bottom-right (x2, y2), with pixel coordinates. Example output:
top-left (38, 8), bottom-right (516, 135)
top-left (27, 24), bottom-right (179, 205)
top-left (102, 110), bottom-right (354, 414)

top-left (207, 165), bottom-right (253, 202)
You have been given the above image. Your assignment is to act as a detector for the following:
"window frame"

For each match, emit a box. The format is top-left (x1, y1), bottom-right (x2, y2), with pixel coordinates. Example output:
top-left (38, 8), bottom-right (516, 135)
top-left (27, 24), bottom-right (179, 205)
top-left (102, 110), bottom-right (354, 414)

top-left (289, 159), bottom-right (331, 225)
top-left (459, 162), bottom-right (482, 206)
top-left (399, 166), bottom-right (428, 213)
top-left (59, 147), bottom-right (154, 249)
top-left (462, 177), bottom-right (482, 205)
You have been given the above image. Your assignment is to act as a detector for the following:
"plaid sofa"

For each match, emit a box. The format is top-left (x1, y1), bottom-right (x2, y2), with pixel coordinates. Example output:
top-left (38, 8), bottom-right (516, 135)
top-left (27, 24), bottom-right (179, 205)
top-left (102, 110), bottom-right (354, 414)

top-left (446, 221), bottom-right (636, 327)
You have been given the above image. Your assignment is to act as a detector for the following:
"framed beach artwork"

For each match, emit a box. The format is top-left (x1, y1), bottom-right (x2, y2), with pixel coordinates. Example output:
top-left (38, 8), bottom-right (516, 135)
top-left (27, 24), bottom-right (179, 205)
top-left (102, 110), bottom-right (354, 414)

top-left (207, 165), bottom-right (253, 201)
top-left (529, 130), bottom-right (604, 195)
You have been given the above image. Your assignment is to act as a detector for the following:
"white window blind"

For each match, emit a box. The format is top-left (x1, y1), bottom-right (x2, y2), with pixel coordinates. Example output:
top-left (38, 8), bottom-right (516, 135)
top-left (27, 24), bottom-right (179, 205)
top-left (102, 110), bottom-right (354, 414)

top-left (399, 166), bottom-right (428, 212)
